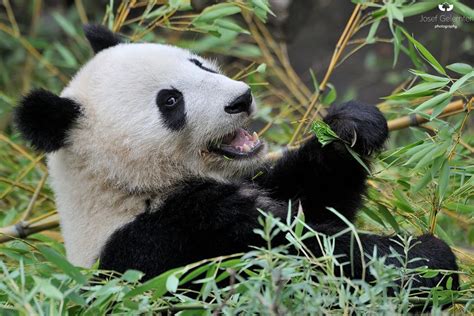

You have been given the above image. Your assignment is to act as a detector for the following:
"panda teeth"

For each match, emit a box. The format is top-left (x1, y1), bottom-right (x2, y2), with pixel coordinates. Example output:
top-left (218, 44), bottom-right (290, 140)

top-left (242, 144), bottom-right (251, 153)
top-left (252, 132), bottom-right (259, 141)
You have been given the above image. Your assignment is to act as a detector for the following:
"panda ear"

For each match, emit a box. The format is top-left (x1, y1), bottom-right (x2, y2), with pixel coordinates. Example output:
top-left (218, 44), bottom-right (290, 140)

top-left (14, 89), bottom-right (81, 153)
top-left (83, 24), bottom-right (122, 54)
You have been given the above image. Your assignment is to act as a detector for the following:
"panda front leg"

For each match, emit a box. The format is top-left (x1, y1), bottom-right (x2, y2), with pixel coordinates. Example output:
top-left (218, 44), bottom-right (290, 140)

top-left (255, 101), bottom-right (388, 225)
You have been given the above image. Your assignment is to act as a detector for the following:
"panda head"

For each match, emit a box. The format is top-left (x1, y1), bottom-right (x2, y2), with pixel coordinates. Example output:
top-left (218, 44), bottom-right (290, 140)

top-left (15, 25), bottom-right (265, 192)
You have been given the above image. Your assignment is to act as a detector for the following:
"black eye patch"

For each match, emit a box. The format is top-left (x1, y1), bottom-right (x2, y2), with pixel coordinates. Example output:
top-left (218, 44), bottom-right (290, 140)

top-left (189, 58), bottom-right (218, 74)
top-left (156, 89), bottom-right (186, 131)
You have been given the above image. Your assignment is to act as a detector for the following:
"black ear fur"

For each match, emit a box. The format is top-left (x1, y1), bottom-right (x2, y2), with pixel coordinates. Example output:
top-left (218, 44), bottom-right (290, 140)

top-left (83, 24), bottom-right (122, 53)
top-left (14, 89), bottom-right (81, 152)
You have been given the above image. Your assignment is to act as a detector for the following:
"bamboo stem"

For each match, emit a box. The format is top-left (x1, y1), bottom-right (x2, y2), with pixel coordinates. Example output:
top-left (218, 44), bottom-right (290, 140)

top-left (0, 214), bottom-right (59, 243)
top-left (387, 99), bottom-right (467, 131)
top-left (288, 4), bottom-right (363, 145)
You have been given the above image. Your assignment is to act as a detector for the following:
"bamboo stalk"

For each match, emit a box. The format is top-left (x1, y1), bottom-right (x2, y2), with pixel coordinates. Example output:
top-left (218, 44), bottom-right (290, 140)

top-left (387, 99), bottom-right (467, 131)
top-left (288, 4), bottom-right (363, 145)
top-left (0, 214), bottom-right (59, 243)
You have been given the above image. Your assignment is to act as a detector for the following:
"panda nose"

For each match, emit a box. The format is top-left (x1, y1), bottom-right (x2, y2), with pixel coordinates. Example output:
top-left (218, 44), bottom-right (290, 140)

top-left (224, 89), bottom-right (253, 115)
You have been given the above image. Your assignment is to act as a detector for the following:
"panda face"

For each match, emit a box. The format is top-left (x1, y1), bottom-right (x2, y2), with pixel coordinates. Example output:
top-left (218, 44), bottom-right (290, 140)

top-left (55, 42), bottom-right (265, 191)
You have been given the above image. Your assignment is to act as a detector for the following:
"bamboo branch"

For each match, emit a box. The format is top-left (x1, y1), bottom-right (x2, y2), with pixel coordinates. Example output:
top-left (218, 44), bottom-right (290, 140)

top-left (387, 99), bottom-right (468, 131)
top-left (288, 4), bottom-right (363, 145)
top-left (0, 213), bottom-right (59, 243)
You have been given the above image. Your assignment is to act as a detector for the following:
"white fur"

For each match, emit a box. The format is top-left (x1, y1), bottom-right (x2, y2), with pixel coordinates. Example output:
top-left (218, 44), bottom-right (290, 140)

top-left (48, 43), bottom-right (266, 266)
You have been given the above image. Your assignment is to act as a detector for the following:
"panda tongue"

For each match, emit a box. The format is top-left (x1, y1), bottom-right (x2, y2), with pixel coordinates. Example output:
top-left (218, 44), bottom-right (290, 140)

top-left (228, 128), bottom-right (251, 148)
top-left (221, 128), bottom-right (257, 153)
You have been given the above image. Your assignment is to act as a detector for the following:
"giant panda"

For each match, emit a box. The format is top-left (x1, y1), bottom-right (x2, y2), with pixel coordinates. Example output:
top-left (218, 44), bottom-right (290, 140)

top-left (15, 25), bottom-right (458, 291)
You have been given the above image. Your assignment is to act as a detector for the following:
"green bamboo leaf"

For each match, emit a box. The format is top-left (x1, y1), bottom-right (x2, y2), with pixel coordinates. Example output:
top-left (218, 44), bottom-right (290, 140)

top-left (322, 84), bottom-right (337, 105)
top-left (54, 43), bottom-right (78, 67)
top-left (33, 277), bottom-right (64, 300)
top-left (453, 1), bottom-right (474, 20)
top-left (438, 159), bottom-right (450, 201)
top-left (414, 142), bottom-right (449, 169)
top-left (444, 202), bottom-right (473, 213)
top-left (214, 19), bottom-right (249, 34)
top-left (309, 69), bottom-right (319, 93)
top-left (121, 270), bottom-right (144, 283)
top-left (362, 206), bottom-right (386, 228)
top-left (414, 92), bottom-right (452, 112)
top-left (311, 120), bottom-right (339, 147)
top-left (395, 81), bottom-right (448, 97)
top-left (377, 205), bottom-right (400, 232)
top-left (446, 63), bottom-right (473, 75)
top-left (366, 19), bottom-right (381, 44)
top-left (256, 63), bottom-right (267, 73)
top-left (449, 71), bottom-right (474, 93)
top-left (345, 145), bottom-right (371, 175)
top-left (393, 190), bottom-right (414, 213)
top-left (412, 170), bottom-right (432, 193)
top-left (193, 3), bottom-right (241, 23)
top-left (409, 69), bottom-right (450, 83)
top-left (403, 143), bottom-right (435, 166)
top-left (430, 96), bottom-right (451, 119)
top-left (52, 13), bottom-right (77, 36)
top-left (400, 1), bottom-right (438, 17)
top-left (124, 266), bottom-right (182, 299)
top-left (166, 274), bottom-right (180, 293)
top-left (169, 0), bottom-right (192, 10)
top-left (37, 245), bottom-right (87, 284)
top-left (390, 5), bottom-right (404, 22)
top-left (393, 26), bottom-right (403, 67)
top-left (401, 29), bottom-right (446, 75)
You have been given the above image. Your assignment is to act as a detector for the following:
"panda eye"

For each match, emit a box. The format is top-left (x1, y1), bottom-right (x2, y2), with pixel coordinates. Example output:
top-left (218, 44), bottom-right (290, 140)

top-left (156, 89), bottom-right (182, 108)
top-left (165, 96), bottom-right (177, 106)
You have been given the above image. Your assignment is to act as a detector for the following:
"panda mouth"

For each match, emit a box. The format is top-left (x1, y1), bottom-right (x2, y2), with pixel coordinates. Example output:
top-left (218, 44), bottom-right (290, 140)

top-left (208, 128), bottom-right (263, 159)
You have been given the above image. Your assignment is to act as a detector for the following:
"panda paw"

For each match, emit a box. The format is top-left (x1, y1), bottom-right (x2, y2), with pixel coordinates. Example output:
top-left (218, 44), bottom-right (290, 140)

top-left (323, 101), bottom-right (388, 156)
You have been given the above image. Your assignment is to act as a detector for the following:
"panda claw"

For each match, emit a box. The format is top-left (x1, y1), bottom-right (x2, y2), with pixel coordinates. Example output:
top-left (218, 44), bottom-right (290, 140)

top-left (351, 128), bottom-right (357, 148)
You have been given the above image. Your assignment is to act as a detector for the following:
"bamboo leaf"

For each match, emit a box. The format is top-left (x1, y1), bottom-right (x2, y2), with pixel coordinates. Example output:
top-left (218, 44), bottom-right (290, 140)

top-left (193, 3), bottom-right (241, 23)
top-left (450, 71), bottom-right (474, 93)
top-left (311, 120), bottom-right (339, 146)
top-left (414, 92), bottom-right (452, 112)
top-left (166, 274), bottom-right (180, 293)
top-left (446, 63), bottom-right (473, 75)
top-left (377, 205), bottom-right (400, 232)
top-left (400, 1), bottom-right (438, 17)
top-left (409, 70), bottom-right (450, 83)
top-left (394, 81), bottom-right (448, 97)
top-left (37, 245), bottom-right (87, 285)
top-left (322, 84), bottom-right (337, 105)
top-left (453, 1), bottom-right (474, 20)
top-left (438, 160), bottom-right (450, 201)
top-left (345, 145), bottom-right (372, 175)
top-left (366, 19), bottom-right (381, 44)
top-left (401, 29), bottom-right (446, 75)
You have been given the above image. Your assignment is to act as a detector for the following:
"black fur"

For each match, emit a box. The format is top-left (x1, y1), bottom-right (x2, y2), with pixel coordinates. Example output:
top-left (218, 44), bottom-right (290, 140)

top-left (100, 179), bottom-right (458, 291)
top-left (83, 24), bottom-right (122, 54)
top-left (100, 101), bottom-right (458, 295)
top-left (156, 89), bottom-right (186, 131)
top-left (14, 89), bottom-right (81, 152)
